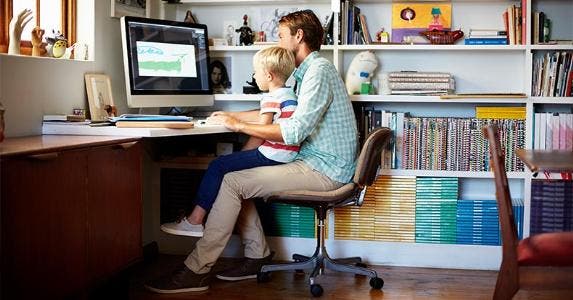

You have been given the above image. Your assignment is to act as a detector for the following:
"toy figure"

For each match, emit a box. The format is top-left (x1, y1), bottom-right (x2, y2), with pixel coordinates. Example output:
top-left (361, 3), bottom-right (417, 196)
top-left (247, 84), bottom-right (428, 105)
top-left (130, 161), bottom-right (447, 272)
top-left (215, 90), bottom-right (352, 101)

top-left (376, 28), bottom-right (390, 43)
top-left (8, 8), bottom-right (33, 55)
top-left (236, 15), bottom-right (254, 46)
top-left (31, 26), bottom-right (45, 57)
top-left (345, 51), bottom-right (378, 95)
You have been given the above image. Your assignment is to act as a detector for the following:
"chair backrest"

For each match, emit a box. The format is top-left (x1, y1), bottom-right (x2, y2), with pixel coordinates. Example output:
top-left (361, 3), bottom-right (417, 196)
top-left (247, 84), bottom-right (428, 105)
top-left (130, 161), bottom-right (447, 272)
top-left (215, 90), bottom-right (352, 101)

top-left (354, 127), bottom-right (392, 187)
top-left (483, 125), bottom-right (519, 262)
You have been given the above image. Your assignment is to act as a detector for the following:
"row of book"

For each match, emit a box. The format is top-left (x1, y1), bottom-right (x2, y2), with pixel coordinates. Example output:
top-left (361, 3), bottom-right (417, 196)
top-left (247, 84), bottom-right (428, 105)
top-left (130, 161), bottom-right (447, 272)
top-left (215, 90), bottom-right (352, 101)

top-left (464, 29), bottom-right (508, 46)
top-left (532, 51), bottom-right (573, 97)
top-left (533, 112), bottom-right (573, 151)
top-left (530, 180), bottom-right (573, 234)
top-left (402, 118), bottom-right (525, 172)
top-left (386, 71), bottom-right (455, 96)
top-left (339, 0), bottom-right (372, 45)
top-left (502, 2), bottom-right (526, 45)
top-left (334, 176), bottom-right (524, 245)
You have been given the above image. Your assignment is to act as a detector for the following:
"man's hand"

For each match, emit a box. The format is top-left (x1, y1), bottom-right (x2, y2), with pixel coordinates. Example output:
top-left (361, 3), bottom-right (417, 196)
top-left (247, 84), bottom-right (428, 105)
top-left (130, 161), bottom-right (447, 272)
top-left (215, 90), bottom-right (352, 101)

top-left (207, 115), bottom-right (243, 132)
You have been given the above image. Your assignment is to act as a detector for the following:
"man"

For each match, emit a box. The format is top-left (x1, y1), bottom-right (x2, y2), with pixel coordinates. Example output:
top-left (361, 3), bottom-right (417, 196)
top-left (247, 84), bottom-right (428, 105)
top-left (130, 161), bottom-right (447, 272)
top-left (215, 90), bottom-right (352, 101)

top-left (146, 9), bottom-right (358, 293)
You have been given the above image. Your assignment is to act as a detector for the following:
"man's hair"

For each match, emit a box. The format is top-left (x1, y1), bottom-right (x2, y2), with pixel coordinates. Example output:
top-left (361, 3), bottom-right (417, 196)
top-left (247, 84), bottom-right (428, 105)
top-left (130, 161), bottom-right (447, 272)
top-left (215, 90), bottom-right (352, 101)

top-left (253, 46), bottom-right (295, 83)
top-left (278, 9), bottom-right (323, 52)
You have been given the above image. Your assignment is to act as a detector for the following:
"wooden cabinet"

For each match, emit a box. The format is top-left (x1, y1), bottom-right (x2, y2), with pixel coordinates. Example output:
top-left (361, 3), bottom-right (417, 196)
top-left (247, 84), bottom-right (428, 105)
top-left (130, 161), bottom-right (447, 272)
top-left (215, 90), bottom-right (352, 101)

top-left (0, 136), bottom-right (142, 299)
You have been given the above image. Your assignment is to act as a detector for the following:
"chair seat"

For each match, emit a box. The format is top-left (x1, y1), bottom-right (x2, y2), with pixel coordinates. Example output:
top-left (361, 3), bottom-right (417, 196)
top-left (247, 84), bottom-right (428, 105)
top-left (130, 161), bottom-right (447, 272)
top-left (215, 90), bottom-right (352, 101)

top-left (517, 232), bottom-right (573, 266)
top-left (266, 183), bottom-right (357, 207)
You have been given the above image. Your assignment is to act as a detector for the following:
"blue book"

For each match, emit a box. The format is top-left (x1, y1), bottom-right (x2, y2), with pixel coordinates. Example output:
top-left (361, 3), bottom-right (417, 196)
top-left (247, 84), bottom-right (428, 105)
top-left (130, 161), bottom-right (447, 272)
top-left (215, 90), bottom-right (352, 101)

top-left (464, 38), bottom-right (508, 45)
top-left (110, 114), bottom-right (192, 122)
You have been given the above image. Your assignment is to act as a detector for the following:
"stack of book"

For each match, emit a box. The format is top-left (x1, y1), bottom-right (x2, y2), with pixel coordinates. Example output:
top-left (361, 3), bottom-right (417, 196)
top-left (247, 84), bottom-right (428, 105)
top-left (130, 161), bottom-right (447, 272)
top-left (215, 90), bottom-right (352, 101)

top-left (464, 29), bottom-right (508, 45)
top-left (387, 71), bottom-right (455, 95)
top-left (531, 180), bottom-right (573, 234)
top-left (415, 177), bottom-right (458, 244)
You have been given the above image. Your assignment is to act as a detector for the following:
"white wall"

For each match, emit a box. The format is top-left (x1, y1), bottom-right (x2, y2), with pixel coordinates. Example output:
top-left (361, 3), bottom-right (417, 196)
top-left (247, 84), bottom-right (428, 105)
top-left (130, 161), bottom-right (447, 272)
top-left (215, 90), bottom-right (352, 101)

top-left (0, 0), bottom-right (136, 137)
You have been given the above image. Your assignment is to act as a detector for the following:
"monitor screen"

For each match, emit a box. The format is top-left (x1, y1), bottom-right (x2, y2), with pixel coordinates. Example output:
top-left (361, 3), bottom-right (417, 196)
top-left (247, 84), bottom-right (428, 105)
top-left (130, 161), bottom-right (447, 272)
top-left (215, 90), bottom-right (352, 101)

top-left (120, 16), bottom-right (214, 108)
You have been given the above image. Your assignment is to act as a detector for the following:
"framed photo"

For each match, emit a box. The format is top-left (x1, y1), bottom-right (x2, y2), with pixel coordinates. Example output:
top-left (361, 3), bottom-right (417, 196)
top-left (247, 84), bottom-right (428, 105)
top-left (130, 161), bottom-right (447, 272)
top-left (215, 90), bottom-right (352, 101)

top-left (111, 0), bottom-right (149, 18)
top-left (210, 56), bottom-right (232, 94)
top-left (85, 74), bottom-right (115, 121)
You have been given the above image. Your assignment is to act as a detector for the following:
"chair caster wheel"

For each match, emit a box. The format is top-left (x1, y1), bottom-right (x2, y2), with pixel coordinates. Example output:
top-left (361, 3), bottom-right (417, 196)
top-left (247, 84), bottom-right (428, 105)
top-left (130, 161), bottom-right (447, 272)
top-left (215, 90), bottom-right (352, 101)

top-left (310, 284), bottom-right (323, 297)
top-left (370, 277), bottom-right (384, 289)
top-left (257, 271), bottom-right (270, 283)
top-left (355, 262), bottom-right (368, 268)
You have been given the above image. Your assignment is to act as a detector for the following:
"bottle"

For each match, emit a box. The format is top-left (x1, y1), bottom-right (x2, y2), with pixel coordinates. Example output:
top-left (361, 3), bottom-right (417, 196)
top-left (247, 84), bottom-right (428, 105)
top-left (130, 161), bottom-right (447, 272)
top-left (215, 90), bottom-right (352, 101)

top-left (543, 19), bottom-right (551, 43)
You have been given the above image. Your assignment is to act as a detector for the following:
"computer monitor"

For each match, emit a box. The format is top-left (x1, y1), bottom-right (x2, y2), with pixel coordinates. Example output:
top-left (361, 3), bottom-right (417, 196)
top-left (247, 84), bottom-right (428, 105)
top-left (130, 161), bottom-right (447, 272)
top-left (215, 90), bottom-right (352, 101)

top-left (120, 16), bottom-right (214, 108)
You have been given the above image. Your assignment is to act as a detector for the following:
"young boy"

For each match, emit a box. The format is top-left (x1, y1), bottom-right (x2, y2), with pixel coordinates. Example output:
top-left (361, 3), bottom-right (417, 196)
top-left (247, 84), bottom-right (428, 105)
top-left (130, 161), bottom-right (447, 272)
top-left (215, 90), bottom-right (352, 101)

top-left (161, 46), bottom-right (298, 237)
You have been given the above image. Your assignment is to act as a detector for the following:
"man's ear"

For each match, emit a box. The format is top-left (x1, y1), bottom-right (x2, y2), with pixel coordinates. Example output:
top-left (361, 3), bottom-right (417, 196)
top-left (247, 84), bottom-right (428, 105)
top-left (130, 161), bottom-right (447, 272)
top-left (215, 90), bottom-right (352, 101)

top-left (295, 28), bottom-right (304, 43)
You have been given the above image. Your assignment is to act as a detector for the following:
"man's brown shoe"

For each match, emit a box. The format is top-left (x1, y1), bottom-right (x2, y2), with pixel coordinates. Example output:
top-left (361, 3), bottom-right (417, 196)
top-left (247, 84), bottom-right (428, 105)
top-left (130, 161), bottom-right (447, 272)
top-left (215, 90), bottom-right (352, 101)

top-left (145, 264), bottom-right (210, 293)
top-left (216, 252), bottom-right (275, 281)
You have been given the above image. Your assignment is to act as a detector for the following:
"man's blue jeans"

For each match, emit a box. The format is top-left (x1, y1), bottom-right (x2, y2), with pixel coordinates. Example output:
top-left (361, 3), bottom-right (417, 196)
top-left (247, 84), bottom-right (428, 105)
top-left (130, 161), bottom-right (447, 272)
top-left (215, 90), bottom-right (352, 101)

top-left (194, 149), bottom-right (282, 211)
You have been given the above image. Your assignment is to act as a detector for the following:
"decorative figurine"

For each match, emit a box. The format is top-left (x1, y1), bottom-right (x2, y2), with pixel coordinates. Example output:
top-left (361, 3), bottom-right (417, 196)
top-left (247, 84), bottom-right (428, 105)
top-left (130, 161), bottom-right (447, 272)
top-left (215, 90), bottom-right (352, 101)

top-left (375, 28), bottom-right (390, 43)
top-left (345, 51), bottom-right (379, 95)
top-left (184, 10), bottom-right (197, 23)
top-left (236, 15), bottom-right (254, 46)
top-left (31, 26), bottom-right (45, 57)
top-left (45, 30), bottom-right (68, 58)
top-left (8, 8), bottom-right (33, 55)
top-left (243, 73), bottom-right (261, 94)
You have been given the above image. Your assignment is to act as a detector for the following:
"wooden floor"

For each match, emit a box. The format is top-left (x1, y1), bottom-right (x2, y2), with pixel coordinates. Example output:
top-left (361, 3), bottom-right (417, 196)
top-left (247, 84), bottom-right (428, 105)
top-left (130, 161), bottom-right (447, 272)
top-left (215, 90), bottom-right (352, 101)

top-left (125, 255), bottom-right (573, 300)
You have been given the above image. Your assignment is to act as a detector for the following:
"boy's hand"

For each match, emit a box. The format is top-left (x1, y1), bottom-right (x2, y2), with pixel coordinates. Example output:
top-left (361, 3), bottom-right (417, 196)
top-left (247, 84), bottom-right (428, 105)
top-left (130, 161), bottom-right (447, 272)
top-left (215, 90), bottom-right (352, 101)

top-left (207, 115), bottom-right (242, 132)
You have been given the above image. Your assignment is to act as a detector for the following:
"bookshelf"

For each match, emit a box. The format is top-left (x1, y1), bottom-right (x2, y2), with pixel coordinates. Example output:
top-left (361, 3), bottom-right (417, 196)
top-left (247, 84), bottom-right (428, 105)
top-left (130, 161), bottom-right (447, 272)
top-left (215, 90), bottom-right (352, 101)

top-left (159, 0), bottom-right (572, 270)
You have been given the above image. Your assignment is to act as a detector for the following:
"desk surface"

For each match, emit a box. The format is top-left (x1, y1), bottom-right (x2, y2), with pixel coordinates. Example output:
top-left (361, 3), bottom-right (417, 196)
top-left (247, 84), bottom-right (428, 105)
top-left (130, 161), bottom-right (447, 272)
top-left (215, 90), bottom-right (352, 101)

top-left (516, 149), bottom-right (573, 173)
top-left (42, 122), bottom-right (230, 137)
top-left (0, 135), bottom-right (140, 157)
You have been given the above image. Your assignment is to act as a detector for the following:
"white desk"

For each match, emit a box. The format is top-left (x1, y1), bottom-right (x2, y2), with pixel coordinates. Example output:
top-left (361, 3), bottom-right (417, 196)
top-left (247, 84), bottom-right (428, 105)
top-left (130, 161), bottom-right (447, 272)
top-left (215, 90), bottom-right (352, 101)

top-left (42, 122), bottom-right (230, 137)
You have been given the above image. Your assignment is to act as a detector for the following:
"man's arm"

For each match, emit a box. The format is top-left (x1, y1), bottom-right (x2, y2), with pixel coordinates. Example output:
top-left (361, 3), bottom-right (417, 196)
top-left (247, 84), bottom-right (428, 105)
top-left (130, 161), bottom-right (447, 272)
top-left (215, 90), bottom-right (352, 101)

top-left (209, 114), bottom-right (284, 143)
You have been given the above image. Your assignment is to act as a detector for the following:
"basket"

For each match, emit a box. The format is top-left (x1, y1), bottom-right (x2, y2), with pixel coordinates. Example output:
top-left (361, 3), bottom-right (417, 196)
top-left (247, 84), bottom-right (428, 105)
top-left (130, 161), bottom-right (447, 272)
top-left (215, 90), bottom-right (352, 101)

top-left (420, 30), bottom-right (464, 45)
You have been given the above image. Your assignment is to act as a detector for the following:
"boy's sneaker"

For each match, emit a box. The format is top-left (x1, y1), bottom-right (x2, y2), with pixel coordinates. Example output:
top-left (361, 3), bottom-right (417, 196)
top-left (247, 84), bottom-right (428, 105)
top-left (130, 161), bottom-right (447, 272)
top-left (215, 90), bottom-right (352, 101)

top-left (145, 264), bottom-right (210, 293)
top-left (160, 217), bottom-right (204, 237)
top-left (216, 252), bottom-right (275, 281)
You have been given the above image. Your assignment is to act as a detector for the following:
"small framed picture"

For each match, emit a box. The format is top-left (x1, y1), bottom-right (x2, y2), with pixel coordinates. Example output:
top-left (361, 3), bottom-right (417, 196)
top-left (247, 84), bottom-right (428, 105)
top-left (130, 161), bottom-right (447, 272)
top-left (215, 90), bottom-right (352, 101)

top-left (210, 56), bottom-right (232, 94)
top-left (111, 0), bottom-right (149, 18)
top-left (85, 74), bottom-right (115, 121)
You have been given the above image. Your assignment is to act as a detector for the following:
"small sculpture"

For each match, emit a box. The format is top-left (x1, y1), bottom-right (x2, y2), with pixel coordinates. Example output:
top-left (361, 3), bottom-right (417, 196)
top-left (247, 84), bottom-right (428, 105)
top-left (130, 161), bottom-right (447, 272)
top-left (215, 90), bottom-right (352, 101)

top-left (243, 74), bottom-right (261, 94)
top-left (184, 10), bottom-right (196, 23)
top-left (236, 15), bottom-right (254, 46)
top-left (45, 30), bottom-right (68, 58)
top-left (345, 51), bottom-right (379, 95)
top-left (420, 29), bottom-right (464, 45)
top-left (31, 27), bottom-right (45, 57)
top-left (8, 9), bottom-right (33, 55)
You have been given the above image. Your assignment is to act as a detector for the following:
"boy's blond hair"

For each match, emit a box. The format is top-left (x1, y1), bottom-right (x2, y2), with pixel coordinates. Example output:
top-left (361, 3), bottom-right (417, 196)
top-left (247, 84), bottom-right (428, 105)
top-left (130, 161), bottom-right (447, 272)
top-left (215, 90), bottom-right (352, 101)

top-left (253, 46), bottom-right (295, 83)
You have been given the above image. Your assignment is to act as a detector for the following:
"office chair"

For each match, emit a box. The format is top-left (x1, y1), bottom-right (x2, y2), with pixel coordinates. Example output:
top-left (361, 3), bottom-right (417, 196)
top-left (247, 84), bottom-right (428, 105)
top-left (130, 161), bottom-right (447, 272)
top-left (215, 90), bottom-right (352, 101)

top-left (484, 125), bottom-right (573, 300)
top-left (257, 127), bottom-right (391, 297)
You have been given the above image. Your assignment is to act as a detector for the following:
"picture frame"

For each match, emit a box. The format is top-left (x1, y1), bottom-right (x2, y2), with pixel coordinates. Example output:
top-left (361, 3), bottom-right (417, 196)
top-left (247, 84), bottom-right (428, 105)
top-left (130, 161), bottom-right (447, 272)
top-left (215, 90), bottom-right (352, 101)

top-left (111, 0), bottom-right (149, 18)
top-left (210, 56), bottom-right (233, 94)
top-left (85, 74), bottom-right (115, 121)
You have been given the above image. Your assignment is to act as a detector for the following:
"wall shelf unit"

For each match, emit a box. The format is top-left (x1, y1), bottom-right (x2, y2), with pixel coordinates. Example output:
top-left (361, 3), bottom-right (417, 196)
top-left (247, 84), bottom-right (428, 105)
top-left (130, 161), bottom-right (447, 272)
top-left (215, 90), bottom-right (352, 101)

top-left (160, 0), bottom-right (572, 270)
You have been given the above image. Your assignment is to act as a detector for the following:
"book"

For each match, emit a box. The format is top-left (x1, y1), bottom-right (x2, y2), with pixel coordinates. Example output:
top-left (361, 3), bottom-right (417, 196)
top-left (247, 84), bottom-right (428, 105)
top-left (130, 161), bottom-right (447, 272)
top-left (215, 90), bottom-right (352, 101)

top-left (389, 71), bottom-right (451, 78)
top-left (43, 114), bottom-right (86, 122)
top-left (110, 114), bottom-right (192, 122)
top-left (464, 38), bottom-right (508, 45)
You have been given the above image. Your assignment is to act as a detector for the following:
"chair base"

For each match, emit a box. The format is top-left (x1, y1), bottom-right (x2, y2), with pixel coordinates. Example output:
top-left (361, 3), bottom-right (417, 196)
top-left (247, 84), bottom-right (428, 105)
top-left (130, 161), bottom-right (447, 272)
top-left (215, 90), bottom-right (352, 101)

top-left (258, 246), bottom-right (384, 297)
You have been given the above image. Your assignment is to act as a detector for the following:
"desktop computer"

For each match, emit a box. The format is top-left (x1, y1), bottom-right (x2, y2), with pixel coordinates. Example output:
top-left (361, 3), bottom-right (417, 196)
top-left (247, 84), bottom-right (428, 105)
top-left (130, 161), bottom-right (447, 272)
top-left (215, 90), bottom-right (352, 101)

top-left (120, 16), bottom-right (214, 110)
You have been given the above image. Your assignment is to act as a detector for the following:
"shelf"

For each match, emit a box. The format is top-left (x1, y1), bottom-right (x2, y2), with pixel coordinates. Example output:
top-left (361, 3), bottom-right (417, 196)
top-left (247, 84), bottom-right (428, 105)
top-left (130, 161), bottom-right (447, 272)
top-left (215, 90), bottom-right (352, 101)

top-left (380, 169), bottom-right (527, 179)
top-left (350, 95), bottom-right (528, 103)
top-left (531, 97), bottom-right (573, 104)
top-left (210, 44), bottom-right (334, 51)
top-left (529, 44), bottom-right (573, 51)
top-left (338, 44), bottom-right (526, 51)
top-left (176, 0), bottom-right (330, 5)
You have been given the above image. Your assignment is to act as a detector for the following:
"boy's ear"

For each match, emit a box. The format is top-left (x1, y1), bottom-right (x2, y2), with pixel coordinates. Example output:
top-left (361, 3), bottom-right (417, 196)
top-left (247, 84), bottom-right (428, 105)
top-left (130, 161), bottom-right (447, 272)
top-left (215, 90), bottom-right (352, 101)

top-left (265, 70), bottom-right (274, 82)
